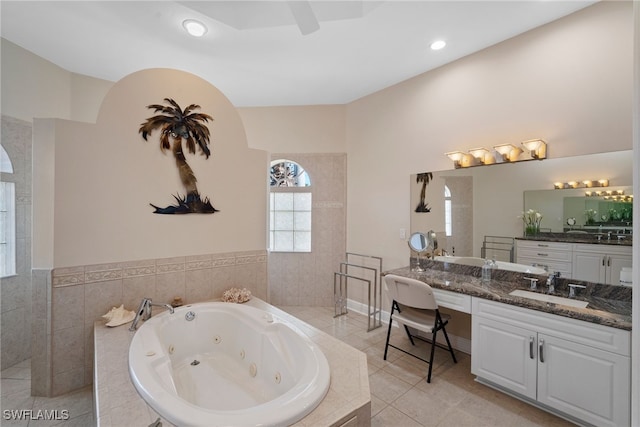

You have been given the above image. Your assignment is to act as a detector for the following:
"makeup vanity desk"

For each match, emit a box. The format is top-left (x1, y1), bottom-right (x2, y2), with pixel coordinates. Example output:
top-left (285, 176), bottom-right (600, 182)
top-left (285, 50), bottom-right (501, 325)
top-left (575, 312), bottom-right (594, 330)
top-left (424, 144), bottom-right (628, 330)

top-left (383, 260), bottom-right (631, 427)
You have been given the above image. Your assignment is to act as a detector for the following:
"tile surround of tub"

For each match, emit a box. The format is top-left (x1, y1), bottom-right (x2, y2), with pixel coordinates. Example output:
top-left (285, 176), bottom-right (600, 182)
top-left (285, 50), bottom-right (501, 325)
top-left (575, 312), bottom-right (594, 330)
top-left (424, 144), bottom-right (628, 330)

top-left (1, 116), bottom-right (34, 370)
top-left (31, 250), bottom-right (267, 397)
top-left (268, 153), bottom-right (347, 307)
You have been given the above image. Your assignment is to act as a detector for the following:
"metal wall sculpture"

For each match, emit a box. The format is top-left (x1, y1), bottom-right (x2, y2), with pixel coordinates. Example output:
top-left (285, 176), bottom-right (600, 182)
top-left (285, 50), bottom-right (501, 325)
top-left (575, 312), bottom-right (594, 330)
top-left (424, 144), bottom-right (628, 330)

top-left (139, 98), bottom-right (218, 214)
top-left (415, 172), bottom-right (433, 213)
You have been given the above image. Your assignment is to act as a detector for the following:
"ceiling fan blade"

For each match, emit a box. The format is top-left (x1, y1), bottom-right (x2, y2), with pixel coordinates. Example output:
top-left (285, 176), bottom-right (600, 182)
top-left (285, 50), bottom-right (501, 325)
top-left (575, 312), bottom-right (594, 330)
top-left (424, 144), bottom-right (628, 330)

top-left (286, 1), bottom-right (320, 35)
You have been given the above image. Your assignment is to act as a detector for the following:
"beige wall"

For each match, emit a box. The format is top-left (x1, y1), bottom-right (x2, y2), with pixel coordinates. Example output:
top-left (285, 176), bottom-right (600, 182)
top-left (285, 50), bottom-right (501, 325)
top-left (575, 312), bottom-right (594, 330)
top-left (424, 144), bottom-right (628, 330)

top-left (32, 68), bottom-right (268, 269)
top-left (238, 105), bottom-right (347, 152)
top-left (346, 1), bottom-right (634, 272)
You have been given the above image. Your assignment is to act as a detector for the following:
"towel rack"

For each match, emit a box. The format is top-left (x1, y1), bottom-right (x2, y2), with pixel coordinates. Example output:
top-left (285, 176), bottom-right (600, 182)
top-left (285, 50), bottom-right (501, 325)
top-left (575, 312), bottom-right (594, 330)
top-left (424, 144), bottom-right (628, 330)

top-left (480, 236), bottom-right (515, 262)
top-left (333, 252), bottom-right (383, 331)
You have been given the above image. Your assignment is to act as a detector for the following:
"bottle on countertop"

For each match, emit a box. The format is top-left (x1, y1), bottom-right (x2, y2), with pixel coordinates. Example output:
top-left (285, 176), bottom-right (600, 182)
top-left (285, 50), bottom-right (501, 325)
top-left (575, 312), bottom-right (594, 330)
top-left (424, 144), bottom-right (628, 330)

top-left (482, 259), bottom-right (492, 283)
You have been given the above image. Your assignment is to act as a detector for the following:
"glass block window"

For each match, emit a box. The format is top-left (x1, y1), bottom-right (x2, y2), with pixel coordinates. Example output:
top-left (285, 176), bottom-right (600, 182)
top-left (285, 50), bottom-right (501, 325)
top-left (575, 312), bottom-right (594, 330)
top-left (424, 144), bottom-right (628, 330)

top-left (270, 159), bottom-right (310, 187)
top-left (444, 185), bottom-right (452, 237)
top-left (1, 145), bottom-right (16, 277)
top-left (269, 159), bottom-right (311, 252)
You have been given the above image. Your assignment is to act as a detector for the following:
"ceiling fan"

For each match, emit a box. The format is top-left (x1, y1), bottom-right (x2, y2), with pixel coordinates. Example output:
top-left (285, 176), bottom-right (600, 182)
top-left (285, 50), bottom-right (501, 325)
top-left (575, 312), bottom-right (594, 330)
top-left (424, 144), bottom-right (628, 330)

top-left (179, 1), bottom-right (375, 36)
top-left (286, 1), bottom-right (320, 35)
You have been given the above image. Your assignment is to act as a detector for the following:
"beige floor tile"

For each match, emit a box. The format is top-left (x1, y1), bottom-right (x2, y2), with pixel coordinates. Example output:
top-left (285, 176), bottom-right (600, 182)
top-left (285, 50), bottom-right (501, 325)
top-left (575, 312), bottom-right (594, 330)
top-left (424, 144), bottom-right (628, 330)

top-left (368, 369), bottom-right (414, 404)
top-left (392, 386), bottom-right (453, 426)
top-left (371, 405), bottom-right (423, 427)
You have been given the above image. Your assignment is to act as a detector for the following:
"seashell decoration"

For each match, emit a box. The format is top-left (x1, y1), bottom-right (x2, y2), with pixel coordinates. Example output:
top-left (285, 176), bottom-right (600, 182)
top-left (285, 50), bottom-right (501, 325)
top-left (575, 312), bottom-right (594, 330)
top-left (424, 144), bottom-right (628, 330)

top-left (221, 287), bottom-right (252, 303)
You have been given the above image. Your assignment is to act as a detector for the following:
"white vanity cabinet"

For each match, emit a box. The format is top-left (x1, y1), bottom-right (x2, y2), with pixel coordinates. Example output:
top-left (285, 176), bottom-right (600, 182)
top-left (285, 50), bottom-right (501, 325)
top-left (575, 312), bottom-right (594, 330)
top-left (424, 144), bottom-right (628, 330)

top-left (516, 240), bottom-right (573, 277)
top-left (572, 244), bottom-right (632, 285)
top-left (471, 298), bottom-right (630, 427)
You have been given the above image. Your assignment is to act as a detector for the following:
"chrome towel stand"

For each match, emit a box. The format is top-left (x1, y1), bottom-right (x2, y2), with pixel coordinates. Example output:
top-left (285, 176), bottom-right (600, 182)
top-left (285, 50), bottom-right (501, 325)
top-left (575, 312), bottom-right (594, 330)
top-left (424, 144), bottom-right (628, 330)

top-left (333, 252), bottom-right (383, 331)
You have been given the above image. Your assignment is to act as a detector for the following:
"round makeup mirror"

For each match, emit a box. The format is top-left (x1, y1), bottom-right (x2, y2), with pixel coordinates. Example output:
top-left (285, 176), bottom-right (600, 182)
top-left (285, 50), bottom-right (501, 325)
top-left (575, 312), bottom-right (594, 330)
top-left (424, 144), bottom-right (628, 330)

top-left (408, 231), bottom-right (437, 271)
top-left (408, 232), bottom-right (429, 253)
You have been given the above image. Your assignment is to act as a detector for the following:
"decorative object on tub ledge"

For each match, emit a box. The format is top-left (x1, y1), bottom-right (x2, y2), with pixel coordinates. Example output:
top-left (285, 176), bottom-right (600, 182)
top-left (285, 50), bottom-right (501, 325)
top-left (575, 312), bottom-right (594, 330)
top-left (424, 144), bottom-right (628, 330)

top-left (519, 209), bottom-right (543, 236)
top-left (415, 172), bottom-right (433, 212)
top-left (139, 98), bottom-right (218, 214)
top-left (101, 304), bottom-right (136, 327)
top-left (170, 296), bottom-right (183, 308)
top-left (221, 287), bottom-right (252, 303)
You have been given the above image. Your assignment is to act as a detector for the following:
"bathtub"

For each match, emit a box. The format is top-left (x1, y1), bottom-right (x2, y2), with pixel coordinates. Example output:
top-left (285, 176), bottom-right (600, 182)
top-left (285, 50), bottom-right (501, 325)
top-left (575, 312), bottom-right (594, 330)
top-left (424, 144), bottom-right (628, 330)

top-left (433, 256), bottom-right (547, 274)
top-left (128, 301), bottom-right (331, 427)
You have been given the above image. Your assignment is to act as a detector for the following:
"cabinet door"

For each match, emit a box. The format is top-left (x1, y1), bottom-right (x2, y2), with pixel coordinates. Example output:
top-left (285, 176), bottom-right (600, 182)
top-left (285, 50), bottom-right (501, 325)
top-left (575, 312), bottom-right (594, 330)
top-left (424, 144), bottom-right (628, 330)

top-left (471, 316), bottom-right (537, 399)
top-left (572, 251), bottom-right (605, 283)
top-left (606, 254), bottom-right (632, 285)
top-left (537, 334), bottom-right (630, 427)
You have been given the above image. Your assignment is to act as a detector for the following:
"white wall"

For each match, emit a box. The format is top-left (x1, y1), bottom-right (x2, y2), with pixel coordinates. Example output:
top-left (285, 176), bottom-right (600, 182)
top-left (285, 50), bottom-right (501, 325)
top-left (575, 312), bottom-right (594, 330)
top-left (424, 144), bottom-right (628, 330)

top-left (346, 1), bottom-right (634, 271)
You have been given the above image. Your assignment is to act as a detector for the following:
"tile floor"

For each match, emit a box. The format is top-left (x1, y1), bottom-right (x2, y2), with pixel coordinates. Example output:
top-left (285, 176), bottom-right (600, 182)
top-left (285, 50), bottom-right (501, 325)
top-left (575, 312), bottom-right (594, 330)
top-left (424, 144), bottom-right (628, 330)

top-left (1, 306), bottom-right (576, 427)
top-left (0, 360), bottom-right (93, 427)
top-left (278, 306), bottom-right (576, 427)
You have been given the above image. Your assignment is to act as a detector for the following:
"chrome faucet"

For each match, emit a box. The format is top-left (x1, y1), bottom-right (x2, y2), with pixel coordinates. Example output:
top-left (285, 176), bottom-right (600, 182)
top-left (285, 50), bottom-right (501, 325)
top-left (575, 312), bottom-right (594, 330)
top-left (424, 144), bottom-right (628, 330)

top-left (129, 297), bottom-right (175, 331)
top-left (546, 271), bottom-right (560, 294)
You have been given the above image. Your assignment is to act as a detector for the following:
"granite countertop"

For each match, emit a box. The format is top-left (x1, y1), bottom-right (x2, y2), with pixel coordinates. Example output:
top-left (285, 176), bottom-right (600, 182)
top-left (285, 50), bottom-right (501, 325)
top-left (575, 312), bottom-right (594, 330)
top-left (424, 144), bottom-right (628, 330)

top-left (384, 260), bottom-right (632, 331)
top-left (94, 298), bottom-right (371, 427)
top-left (516, 232), bottom-right (632, 246)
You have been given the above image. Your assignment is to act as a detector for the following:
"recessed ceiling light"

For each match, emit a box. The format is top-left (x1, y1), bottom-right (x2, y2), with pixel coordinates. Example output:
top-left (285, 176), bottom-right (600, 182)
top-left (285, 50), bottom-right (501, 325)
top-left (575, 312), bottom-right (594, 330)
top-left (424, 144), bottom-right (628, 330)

top-left (183, 19), bottom-right (207, 37)
top-left (430, 40), bottom-right (446, 51)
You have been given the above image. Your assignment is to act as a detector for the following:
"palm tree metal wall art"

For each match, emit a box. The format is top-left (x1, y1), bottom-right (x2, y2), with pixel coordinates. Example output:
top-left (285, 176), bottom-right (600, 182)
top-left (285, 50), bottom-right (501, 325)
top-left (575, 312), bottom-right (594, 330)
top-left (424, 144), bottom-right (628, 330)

top-left (415, 172), bottom-right (433, 213)
top-left (139, 98), bottom-right (218, 214)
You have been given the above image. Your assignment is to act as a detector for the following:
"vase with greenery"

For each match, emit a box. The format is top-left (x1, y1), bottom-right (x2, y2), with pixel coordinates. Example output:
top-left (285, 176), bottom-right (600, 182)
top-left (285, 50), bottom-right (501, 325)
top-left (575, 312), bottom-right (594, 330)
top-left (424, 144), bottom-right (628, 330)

top-left (520, 209), bottom-right (543, 236)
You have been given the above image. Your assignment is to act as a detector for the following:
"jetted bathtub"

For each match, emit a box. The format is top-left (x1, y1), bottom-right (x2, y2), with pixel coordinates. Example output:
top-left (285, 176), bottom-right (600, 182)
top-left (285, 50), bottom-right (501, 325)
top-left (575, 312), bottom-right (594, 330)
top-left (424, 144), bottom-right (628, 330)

top-left (128, 301), bottom-right (330, 427)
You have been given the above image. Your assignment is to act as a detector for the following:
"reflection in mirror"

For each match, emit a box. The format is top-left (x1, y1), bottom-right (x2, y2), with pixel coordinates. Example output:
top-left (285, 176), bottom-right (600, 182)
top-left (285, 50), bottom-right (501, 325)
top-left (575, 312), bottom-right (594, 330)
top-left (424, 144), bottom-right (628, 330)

top-left (524, 186), bottom-right (633, 233)
top-left (410, 150), bottom-right (633, 262)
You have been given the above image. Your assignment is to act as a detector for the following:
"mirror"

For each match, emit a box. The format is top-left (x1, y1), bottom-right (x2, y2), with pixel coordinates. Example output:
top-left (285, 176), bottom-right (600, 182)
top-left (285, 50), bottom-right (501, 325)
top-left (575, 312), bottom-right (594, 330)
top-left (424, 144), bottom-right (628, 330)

top-left (524, 186), bottom-right (633, 233)
top-left (410, 150), bottom-right (633, 260)
top-left (408, 232), bottom-right (428, 253)
top-left (408, 231), bottom-right (437, 272)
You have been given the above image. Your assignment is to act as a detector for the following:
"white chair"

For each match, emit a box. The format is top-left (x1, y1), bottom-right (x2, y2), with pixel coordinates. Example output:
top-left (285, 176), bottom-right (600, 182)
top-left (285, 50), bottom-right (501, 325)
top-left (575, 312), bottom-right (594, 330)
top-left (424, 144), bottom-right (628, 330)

top-left (383, 274), bottom-right (457, 383)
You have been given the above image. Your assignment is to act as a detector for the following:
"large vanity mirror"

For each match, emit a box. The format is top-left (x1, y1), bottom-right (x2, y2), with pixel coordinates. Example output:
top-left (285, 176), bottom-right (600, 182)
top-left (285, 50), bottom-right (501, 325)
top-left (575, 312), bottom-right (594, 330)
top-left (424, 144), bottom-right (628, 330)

top-left (524, 186), bottom-right (633, 233)
top-left (410, 150), bottom-right (633, 260)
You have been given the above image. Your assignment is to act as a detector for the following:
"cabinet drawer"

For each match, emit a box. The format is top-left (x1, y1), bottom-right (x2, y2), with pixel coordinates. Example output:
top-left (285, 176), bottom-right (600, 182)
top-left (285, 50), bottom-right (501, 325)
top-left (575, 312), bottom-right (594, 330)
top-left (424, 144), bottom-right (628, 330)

top-left (573, 243), bottom-right (632, 256)
top-left (433, 288), bottom-right (471, 313)
top-left (517, 240), bottom-right (572, 252)
top-left (517, 247), bottom-right (572, 262)
top-left (472, 298), bottom-right (630, 356)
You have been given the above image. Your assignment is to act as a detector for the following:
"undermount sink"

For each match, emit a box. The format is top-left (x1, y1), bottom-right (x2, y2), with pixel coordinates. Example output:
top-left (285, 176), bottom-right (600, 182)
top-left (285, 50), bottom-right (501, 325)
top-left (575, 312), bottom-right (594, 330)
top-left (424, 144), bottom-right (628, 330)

top-left (509, 289), bottom-right (589, 309)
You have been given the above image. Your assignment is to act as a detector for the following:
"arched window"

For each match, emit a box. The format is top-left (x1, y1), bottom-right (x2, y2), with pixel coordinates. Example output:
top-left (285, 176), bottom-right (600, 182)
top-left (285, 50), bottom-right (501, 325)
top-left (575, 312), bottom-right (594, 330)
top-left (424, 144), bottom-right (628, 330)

top-left (269, 160), bottom-right (312, 252)
top-left (444, 185), bottom-right (452, 237)
top-left (0, 145), bottom-right (16, 277)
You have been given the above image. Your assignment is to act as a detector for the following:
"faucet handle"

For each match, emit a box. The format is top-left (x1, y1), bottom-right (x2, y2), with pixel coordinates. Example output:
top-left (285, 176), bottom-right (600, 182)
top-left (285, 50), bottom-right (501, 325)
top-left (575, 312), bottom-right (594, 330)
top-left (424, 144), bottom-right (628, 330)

top-left (524, 277), bottom-right (539, 290)
top-left (568, 283), bottom-right (586, 298)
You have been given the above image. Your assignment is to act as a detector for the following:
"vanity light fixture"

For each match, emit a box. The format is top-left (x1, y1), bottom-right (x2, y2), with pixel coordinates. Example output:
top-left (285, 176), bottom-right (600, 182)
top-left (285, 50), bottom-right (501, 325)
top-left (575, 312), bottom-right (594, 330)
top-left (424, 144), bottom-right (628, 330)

top-left (445, 151), bottom-right (472, 168)
top-left (554, 178), bottom-right (611, 190)
top-left (468, 148), bottom-right (494, 165)
top-left (445, 139), bottom-right (549, 169)
top-left (521, 139), bottom-right (547, 160)
top-left (183, 19), bottom-right (208, 37)
top-left (493, 143), bottom-right (522, 162)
